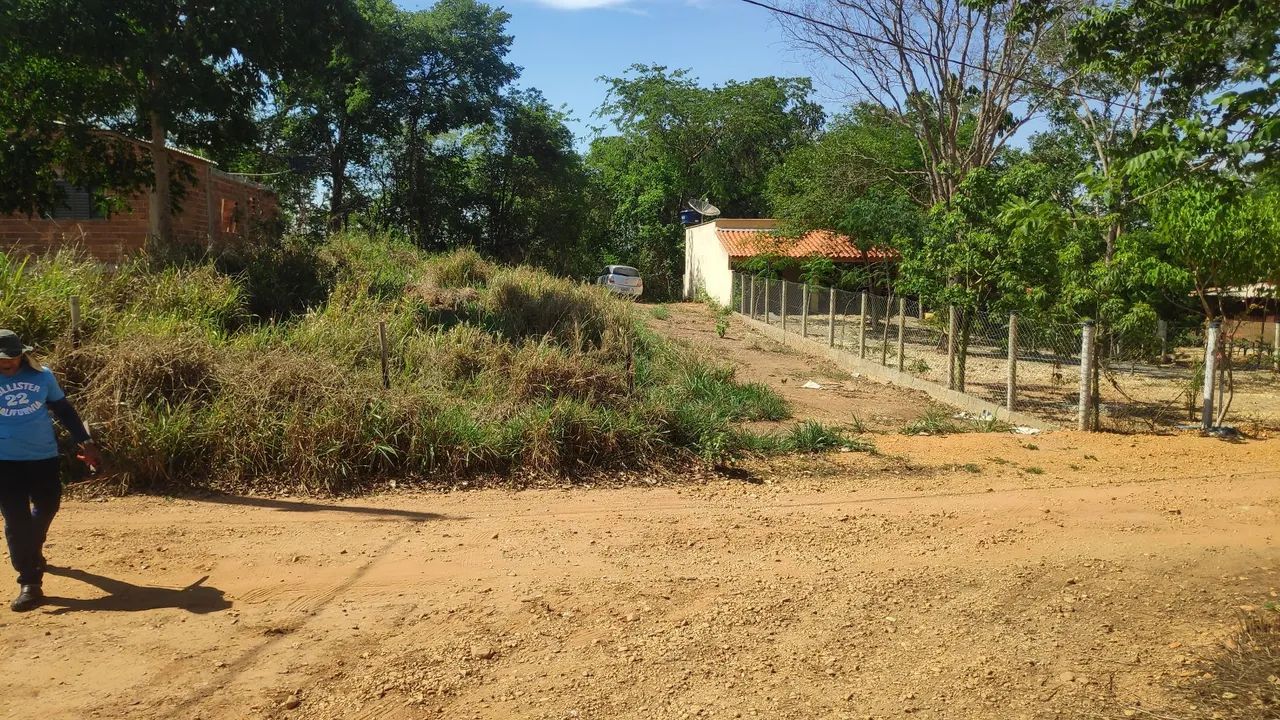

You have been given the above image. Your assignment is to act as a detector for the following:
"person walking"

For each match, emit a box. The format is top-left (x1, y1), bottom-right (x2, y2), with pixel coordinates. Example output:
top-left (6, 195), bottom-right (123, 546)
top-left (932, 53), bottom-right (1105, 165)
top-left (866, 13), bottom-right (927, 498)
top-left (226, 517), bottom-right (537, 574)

top-left (0, 330), bottom-right (100, 611)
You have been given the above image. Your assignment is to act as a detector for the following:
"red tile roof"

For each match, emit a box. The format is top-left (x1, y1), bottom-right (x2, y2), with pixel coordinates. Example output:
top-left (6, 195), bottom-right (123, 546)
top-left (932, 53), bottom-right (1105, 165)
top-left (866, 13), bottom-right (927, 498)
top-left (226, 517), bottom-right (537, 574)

top-left (716, 228), bottom-right (896, 262)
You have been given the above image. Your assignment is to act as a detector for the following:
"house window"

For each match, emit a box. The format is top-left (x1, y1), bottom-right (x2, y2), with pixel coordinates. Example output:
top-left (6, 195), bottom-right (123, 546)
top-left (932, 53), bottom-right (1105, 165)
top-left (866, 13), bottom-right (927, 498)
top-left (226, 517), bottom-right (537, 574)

top-left (49, 180), bottom-right (102, 220)
top-left (220, 198), bottom-right (239, 235)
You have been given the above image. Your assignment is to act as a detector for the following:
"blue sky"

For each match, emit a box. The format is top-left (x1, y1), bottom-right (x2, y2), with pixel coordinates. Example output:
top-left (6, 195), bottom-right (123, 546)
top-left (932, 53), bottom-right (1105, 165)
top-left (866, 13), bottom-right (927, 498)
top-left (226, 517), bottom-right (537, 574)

top-left (402, 0), bottom-right (849, 143)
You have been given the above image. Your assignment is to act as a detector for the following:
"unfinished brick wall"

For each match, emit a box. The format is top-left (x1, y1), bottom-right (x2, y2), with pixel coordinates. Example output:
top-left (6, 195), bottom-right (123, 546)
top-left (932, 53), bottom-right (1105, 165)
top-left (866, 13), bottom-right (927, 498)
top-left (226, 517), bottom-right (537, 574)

top-left (0, 140), bottom-right (279, 262)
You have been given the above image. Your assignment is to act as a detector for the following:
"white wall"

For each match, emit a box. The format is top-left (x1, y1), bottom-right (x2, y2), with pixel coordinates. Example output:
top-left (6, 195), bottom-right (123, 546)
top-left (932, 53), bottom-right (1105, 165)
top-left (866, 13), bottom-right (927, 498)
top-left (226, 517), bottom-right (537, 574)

top-left (683, 222), bottom-right (733, 305)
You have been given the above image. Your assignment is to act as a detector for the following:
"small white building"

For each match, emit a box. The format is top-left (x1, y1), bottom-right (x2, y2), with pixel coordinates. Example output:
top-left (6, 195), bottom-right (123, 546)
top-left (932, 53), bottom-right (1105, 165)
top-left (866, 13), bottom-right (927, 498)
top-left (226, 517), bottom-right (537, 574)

top-left (683, 218), bottom-right (890, 304)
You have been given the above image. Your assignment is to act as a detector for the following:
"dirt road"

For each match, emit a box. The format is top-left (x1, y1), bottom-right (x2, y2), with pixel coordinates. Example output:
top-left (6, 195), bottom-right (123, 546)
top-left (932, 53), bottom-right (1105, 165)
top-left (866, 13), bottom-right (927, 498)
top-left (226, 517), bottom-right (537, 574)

top-left (647, 303), bottom-right (937, 433)
top-left (1, 431), bottom-right (1277, 720)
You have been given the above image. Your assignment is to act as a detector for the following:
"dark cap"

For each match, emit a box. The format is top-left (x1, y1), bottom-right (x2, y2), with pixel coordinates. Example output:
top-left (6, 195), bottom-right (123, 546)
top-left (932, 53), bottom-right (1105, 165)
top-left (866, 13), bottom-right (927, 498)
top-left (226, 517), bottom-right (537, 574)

top-left (0, 330), bottom-right (33, 360)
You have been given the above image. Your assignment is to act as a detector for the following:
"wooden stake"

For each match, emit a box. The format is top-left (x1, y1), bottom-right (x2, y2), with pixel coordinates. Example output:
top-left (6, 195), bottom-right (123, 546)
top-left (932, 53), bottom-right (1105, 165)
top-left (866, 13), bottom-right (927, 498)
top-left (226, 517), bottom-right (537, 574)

top-left (70, 296), bottom-right (81, 348)
top-left (379, 321), bottom-right (390, 390)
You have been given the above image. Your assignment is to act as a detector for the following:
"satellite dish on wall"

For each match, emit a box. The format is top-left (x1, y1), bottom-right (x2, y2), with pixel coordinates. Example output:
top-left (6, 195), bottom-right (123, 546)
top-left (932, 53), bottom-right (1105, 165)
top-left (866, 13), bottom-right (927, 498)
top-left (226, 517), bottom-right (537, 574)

top-left (687, 198), bottom-right (721, 219)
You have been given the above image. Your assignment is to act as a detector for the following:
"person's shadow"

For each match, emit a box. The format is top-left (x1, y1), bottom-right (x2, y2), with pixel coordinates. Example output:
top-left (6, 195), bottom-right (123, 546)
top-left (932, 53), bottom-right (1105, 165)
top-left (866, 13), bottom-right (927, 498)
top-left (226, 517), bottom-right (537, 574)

top-left (41, 566), bottom-right (230, 615)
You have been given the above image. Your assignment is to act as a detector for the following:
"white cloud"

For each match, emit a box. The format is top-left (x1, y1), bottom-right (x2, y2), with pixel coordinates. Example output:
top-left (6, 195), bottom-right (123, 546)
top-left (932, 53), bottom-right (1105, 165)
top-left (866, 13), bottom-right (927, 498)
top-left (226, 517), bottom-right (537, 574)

top-left (529, 0), bottom-right (631, 8)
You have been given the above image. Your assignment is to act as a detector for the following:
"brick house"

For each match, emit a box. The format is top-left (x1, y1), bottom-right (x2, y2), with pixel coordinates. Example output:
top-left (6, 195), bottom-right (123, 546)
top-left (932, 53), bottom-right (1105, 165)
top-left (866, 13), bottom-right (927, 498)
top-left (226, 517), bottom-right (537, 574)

top-left (0, 131), bottom-right (279, 261)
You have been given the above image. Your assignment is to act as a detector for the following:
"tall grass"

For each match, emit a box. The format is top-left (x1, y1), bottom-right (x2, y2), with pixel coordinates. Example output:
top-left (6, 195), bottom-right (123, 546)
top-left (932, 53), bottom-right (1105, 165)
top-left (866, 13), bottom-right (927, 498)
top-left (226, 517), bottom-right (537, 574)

top-left (2, 235), bottom-right (836, 494)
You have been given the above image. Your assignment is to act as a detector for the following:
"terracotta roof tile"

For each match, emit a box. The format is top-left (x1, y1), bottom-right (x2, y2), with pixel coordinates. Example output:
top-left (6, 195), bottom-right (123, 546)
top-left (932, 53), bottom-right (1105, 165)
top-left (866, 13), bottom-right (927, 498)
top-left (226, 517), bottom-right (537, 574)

top-left (717, 228), bottom-right (895, 262)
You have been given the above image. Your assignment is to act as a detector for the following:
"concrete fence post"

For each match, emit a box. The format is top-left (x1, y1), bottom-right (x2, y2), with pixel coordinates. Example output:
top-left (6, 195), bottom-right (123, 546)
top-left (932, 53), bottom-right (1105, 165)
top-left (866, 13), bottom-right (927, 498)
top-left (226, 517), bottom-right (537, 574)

top-left (1078, 321), bottom-right (1095, 431)
top-left (827, 287), bottom-right (836, 348)
top-left (896, 297), bottom-right (906, 372)
top-left (859, 291), bottom-right (868, 359)
top-left (1202, 320), bottom-right (1220, 430)
top-left (781, 281), bottom-right (789, 334)
top-left (1273, 314), bottom-right (1278, 372)
top-left (947, 305), bottom-right (959, 390)
top-left (880, 295), bottom-right (891, 365)
top-left (801, 284), bottom-right (809, 338)
top-left (739, 274), bottom-right (747, 316)
top-left (1006, 313), bottom-right (1018, 412)
top-left (763, 278), bottom-right (770, 324)
top-left (1157, 319), bottom-right (1168, 361)
top-left (748, 276), bottom-right (756, 319)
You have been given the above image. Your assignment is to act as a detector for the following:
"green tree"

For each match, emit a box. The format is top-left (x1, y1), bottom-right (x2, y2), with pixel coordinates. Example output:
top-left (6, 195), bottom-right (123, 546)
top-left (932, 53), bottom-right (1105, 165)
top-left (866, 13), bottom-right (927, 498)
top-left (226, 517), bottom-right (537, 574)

top-left (460, 91), bottom-right (589, 274)
top-left (0, 0), bottom-right (346, 244)
top-left (272, 0), bottom-right (516, 233)
top-left (380, 0), bottom-right (518, 242)
top-left (588, 66), bottom-right (823, 298)
top-left (1070, 0), bottom-right (1280, 179)
top-left (771, 0), bottom-right (1067, 207)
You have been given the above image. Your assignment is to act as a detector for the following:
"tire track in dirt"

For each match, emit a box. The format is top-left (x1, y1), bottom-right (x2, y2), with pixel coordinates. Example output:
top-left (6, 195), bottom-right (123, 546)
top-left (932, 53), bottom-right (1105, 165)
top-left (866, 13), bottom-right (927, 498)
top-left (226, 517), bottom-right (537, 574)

top-left (155, 529), bottom-right (416, 719)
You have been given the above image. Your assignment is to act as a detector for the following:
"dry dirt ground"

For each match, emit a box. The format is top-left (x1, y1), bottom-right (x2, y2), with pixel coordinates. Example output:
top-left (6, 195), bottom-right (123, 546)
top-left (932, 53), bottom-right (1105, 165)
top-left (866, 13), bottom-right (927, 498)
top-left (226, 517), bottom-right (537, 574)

top-left (2, 306), bottom-right (1278, 720)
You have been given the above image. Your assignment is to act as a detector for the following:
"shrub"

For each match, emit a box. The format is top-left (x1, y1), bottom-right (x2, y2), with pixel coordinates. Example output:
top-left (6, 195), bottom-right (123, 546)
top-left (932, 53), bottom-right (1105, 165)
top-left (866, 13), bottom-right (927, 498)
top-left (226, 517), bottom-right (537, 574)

top-left (425, 248), bottom-right (494, 289)
top-left (1, 233), bottom-right (813, 493)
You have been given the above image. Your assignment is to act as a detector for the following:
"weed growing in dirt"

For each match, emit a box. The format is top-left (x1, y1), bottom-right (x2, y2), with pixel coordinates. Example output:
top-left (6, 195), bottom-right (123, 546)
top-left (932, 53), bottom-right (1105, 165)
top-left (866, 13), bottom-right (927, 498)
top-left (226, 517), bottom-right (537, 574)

top-left (901, 408), bottom-right (966, 435)
top-left (960, 463), bottom-right (981, 473)
top-left (1024, 466), bottom-right (1045, 475)
top-left (906, 358), bottom-right (930, 374)
top-left (11, 235), bottom-right (802, 493)
top-left (902, 408), bottom-right (1013, 435)
top-left (735, 421), bottom-right (872, 456)
top-left (650, 305), bottom-right (670, 321)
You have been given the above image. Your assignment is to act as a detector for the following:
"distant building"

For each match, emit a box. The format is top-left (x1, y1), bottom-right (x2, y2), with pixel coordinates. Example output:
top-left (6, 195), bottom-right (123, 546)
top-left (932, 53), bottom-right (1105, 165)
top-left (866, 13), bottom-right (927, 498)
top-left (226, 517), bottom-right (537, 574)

top-left (0, 130), bottom-right (279, 261)
top-left (683, 218), bottom-right (895, 305)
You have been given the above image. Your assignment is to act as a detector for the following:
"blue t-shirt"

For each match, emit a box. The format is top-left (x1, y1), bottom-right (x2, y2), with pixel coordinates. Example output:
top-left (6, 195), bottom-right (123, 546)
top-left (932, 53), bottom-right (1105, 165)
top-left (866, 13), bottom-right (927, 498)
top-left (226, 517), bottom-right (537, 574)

top-left (0, 366), bottom-right (66, 461)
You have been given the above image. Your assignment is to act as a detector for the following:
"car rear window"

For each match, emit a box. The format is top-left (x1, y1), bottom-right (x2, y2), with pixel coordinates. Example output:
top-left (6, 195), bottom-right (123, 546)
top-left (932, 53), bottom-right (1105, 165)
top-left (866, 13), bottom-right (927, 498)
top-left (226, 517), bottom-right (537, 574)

top-left (608, 266), bottom-right (639, 277)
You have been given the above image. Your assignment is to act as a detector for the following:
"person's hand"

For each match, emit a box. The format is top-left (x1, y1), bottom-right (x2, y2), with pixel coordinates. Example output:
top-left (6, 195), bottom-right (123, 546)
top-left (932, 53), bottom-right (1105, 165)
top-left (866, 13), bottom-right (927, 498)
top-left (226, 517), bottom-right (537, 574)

top-left (76, 441), bottom-right (103, 472)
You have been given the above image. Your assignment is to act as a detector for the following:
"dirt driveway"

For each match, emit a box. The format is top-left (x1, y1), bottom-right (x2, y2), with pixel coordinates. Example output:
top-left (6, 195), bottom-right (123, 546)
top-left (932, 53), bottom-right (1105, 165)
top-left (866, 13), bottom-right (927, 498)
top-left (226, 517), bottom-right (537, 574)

top-left (1, 431), bottom-right (1277, 720)
top-left (647, 303), bottom-right (937, 433)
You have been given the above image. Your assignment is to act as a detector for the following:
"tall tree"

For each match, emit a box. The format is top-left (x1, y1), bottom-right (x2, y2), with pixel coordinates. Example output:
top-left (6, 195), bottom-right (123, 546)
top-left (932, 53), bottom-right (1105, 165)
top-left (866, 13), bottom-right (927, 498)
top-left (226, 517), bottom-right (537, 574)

top-left (382, 0), bottom-right (518, 241)
top-left (773, 0), bottom-right (1065, 206)
top-left (273, 0), bottom-right (411, 231)
top-left (588, 66), bottom-right (823, 297)
top-left (766, 103), bottom-right (927, 247)
top-left (461, 91), bottom-right (589, 272)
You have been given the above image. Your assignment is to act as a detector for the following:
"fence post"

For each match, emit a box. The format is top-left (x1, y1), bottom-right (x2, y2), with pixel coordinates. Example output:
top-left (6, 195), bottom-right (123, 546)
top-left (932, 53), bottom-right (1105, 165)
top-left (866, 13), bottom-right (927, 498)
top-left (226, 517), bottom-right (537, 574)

top-left (763, 278), bottom-right (770, 324)
top-left (1006, 313), bottom-right (1018, 412)
top-left (1157, 319), bottom-right (1168, 362)
top-left (739, 274), bottom-right (747, 316)
top-left (801, 284), bottom-right (809, 338)
top-left (781, 281), bottom-right (789, 334)
top-left (1201, 320), bottom-right (1220, 430)
top-left (378, 320), bottom-right (390, 390)
top-left (828, 287), bottom-right (836, 348)
top-left (947, 305), bottom-right (958, 390)
top-left (1273, 313), bottom-right (1279, 372)
top-left (859, 291), bottom-right (868, 359)
top-left (70, 296), bottom-right (81, 348)
top-left (880, 295), bottom-right (891, 365)
top-left (1078, 321), bottom-right (1095, 431)
top-left (896, 297), bottom-right (906, 372)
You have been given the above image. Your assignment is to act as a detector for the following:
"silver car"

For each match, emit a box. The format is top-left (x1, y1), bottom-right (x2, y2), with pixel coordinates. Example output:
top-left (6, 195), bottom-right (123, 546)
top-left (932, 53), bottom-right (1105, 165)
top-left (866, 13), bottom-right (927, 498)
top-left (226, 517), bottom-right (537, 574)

top-left (596, 265), bottom-right (643, 298)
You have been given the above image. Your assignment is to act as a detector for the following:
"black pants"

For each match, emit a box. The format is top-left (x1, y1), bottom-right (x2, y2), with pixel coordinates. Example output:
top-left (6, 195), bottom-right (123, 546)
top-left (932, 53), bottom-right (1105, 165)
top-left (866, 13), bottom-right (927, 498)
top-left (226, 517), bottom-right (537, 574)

top-left (0, 458), bottom-right (61, 586)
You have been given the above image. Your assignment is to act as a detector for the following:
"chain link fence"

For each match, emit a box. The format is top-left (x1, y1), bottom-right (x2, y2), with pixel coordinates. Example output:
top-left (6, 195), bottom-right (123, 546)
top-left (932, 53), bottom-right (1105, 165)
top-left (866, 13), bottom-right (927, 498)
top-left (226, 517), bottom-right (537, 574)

top-left (730, 272), bottom-right (1280, 432)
